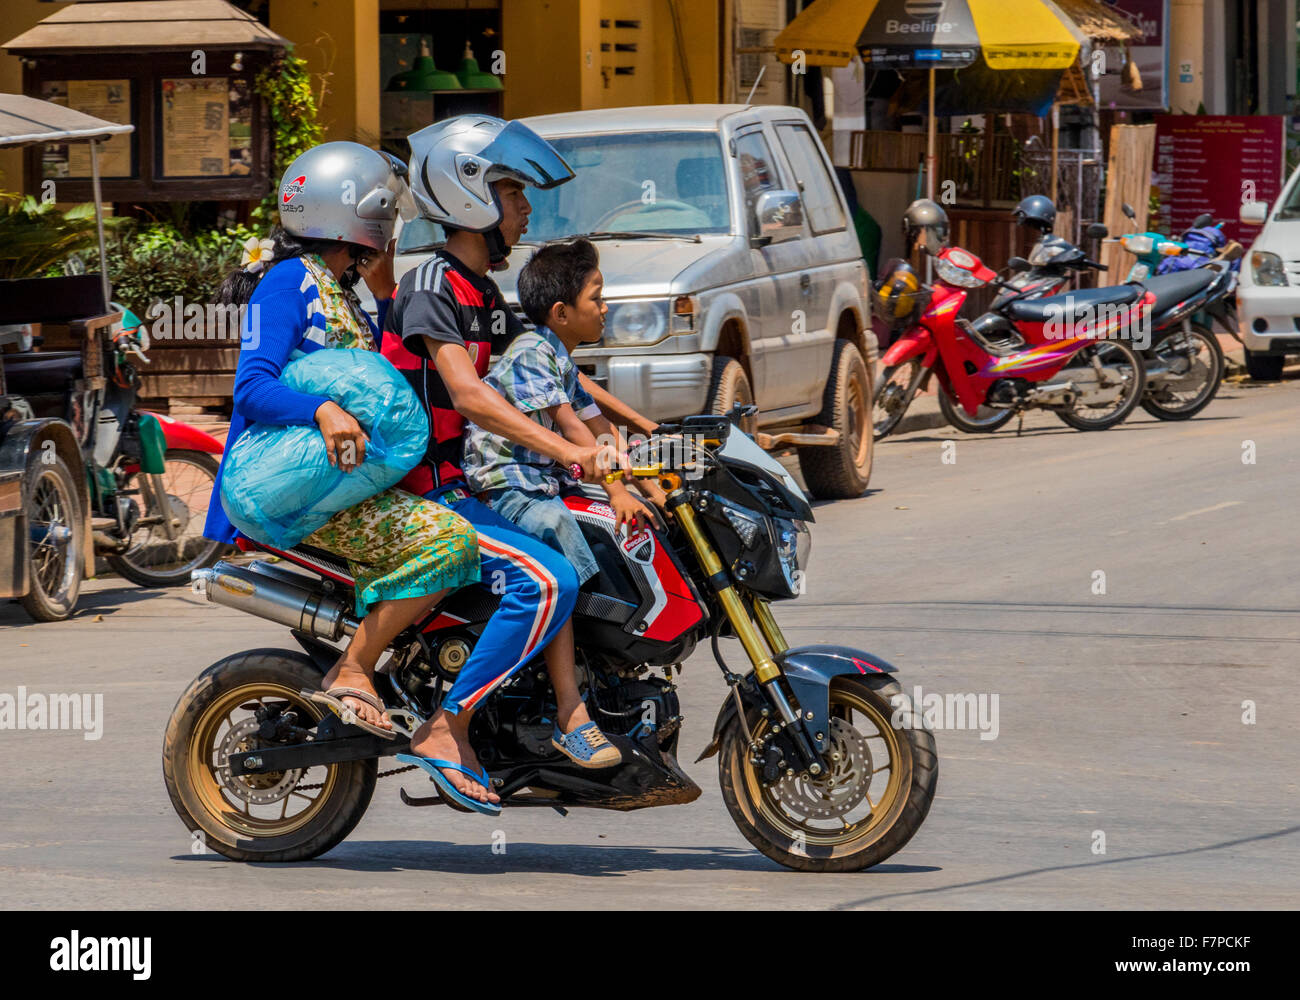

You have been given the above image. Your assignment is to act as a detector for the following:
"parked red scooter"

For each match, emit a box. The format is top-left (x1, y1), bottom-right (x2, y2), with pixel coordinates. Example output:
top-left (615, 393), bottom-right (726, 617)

top-left (871, 243), bottom-right (1152, 439)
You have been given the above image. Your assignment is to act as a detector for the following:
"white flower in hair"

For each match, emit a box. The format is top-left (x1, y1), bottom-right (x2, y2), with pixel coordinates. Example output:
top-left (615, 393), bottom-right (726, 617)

top-left (241, 236), bottom-right (276, 273)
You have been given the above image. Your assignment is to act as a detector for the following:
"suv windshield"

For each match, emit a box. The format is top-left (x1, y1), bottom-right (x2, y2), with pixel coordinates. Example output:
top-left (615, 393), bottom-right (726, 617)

top-left (523, 131), bottom-right (731, 242)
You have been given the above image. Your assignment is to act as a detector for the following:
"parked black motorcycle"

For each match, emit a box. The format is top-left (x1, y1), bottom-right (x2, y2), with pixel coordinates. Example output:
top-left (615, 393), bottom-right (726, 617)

top-left (165, 414), bottom-right (937, 872)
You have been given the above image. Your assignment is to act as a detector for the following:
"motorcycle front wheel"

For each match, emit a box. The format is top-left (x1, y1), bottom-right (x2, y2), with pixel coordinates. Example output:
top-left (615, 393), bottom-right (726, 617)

top-left (871, 359), bottom-right (925, 440)
top-left (106, 449), bottom-right (227, 587)
top-left (718, 674), bottom-right (937, 872)
top-left (163, 650), bottom-right (376, 862)
top-left (1140, 322), bottom-right (1224, 421)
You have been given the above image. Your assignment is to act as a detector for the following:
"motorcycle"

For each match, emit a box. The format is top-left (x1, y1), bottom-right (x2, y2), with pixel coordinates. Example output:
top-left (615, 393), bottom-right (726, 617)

top-left (997, 211), bottom-right (1242, 422)
top-left (164, 413), bottom-right (937, 872)
top-left (871, 244), bottom-right (1151, 439)
top-left (2, 303), bottom-right (227, 620)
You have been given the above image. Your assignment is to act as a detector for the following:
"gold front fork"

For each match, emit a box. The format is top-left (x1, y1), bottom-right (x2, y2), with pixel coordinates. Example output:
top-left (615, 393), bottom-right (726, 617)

top-left (672, 499), bottom-right (785, 682)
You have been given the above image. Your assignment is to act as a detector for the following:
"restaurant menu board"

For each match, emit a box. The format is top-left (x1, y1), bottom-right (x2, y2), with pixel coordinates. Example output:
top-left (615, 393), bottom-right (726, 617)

top-left (1155, 115), bottom-right (1285, 243)
top-left (161, 77), bottom-right (238, 177)
top-left (39, 79), bottom-right (134, 178)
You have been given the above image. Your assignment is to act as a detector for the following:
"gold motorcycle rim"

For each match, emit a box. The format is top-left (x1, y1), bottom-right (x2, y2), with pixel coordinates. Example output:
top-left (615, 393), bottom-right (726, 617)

top-left (738, 684), bottom-right (907, 852)
top-left (186, 683), bottom-right (338, 840)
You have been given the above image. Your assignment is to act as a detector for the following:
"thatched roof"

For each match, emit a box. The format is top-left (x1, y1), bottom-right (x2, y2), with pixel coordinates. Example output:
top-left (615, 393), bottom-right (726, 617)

top-left (1050, 0), bottom-right (1145, 44)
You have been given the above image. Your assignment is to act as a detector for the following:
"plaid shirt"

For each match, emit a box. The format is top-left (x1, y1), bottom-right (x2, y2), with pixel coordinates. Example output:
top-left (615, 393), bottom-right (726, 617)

top-left (463, 326), bottom-right (600, 496)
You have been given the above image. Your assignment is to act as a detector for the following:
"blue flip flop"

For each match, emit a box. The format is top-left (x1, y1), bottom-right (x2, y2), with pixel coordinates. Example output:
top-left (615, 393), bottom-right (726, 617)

top-left (395, 754), bottom-right (502, 816)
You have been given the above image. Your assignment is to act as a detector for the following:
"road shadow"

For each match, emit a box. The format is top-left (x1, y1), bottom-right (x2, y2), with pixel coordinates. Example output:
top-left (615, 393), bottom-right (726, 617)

top-left (831, 823), bottom-right (1300, 909)
top-left (169, 841), bottom-right (942, 877)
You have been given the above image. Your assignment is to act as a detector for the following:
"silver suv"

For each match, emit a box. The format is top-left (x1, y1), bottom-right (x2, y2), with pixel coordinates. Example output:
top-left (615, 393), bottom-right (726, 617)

top-left (393, 104), bottom-right (875, 499)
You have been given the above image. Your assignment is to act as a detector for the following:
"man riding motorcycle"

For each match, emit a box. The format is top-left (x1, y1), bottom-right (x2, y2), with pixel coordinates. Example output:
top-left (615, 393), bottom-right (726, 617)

top-left (380, 116), bottom-right (662, 810)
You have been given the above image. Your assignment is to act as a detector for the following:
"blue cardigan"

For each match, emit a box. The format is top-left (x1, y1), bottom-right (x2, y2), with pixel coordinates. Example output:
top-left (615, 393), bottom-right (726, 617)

top-left (203, 257), bottom-right (388, 545)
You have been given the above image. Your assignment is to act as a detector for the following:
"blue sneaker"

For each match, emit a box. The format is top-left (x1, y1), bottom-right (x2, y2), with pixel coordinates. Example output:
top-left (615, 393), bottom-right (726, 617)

top-left (552, 721), bottom-right (622, 769)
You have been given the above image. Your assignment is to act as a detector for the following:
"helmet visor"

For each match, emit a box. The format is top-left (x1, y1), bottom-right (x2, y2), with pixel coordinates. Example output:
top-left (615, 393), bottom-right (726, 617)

top-left (478, 120), bottom-right (575, 190)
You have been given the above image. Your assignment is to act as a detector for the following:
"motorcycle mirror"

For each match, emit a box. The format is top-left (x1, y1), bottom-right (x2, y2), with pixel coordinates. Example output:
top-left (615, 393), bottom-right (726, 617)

top-left (1191, 213), bottom-right (1214, 228)
top-left (1086, 223), bottom-right (1108, 239)
top-left (1006, 256), bottom-right (1031, 272)
top-left (1121, 202), bottom-right (1137, 221)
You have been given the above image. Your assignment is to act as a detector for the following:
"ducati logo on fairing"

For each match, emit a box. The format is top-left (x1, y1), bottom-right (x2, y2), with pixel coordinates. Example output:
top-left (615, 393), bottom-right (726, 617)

top-left (620, 528), bottom-right (655, 565)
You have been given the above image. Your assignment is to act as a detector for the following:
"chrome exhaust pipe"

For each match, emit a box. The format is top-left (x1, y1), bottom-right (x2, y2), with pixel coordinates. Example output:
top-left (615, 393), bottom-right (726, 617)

top-left (1026, 381), bottom-right (1075, 402)
top-left (191, 561), bottom-right (359, 641)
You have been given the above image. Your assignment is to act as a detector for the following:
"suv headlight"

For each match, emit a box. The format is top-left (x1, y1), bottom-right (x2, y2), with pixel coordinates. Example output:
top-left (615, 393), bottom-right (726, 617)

top-left (604, 299), bottom-right (669, 345)
top-left (1251, 251), bottom-right (1287, 286)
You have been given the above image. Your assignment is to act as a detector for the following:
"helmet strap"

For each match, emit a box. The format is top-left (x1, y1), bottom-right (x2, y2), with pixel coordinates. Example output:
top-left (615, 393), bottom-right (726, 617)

top-left (484, 226), bottom-right (510, 270)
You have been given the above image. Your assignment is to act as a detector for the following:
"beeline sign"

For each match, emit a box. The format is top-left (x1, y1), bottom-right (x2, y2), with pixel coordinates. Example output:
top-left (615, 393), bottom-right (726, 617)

top-left (886, 20), bottom-right (955, 32)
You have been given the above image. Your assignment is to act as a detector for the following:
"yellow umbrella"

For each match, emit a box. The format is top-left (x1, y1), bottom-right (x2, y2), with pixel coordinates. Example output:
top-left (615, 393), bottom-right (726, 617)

top-left (774, 0), bottom-right (1083, 198)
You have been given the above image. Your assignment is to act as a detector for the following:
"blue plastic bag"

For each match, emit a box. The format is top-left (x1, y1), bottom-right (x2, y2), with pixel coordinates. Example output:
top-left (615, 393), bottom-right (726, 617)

top-left (220, 348), bottom-right (429, 548)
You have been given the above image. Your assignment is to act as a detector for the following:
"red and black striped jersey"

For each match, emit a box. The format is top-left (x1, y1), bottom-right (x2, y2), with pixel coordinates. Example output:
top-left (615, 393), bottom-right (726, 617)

top-left (381, 249), bottom-right (524, 493)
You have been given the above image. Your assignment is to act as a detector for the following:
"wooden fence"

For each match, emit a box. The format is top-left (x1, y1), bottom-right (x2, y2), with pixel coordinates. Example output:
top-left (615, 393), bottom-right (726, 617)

top-left (848, 130), bottom-right (1021, 206)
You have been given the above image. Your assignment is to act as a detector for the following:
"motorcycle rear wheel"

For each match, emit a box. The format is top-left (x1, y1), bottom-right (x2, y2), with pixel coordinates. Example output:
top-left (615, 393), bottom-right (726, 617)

top-left (1054, 340), bottom-right (1147, 431)
top-left (162, 650), bottom-right (376, 862)
top-left (718, 674), bottom-right (937, 872)
top-left (1140, 322), bottom-right (1223, 420)
top-left (937, 386), bottom-right (1015, 433)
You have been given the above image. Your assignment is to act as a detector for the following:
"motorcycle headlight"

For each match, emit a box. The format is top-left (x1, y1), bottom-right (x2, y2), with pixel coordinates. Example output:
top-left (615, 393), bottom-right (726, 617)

top-left (1251, 250), bottom-right (1288, 287)
top-left (933, 256), bottom-right (987, 288)
top-left (604, 299), bottom-right (669, 345)
top-left (1121, 234), bottom-right (1154, 255)
top-left (775, 518), bottom-right (811, 596)
top-left (1027, 242), bottom-right (1061, 266)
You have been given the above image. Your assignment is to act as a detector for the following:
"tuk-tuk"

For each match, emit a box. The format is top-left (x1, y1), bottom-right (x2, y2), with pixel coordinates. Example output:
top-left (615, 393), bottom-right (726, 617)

top-left (2, 94), bottom-right (225, 622)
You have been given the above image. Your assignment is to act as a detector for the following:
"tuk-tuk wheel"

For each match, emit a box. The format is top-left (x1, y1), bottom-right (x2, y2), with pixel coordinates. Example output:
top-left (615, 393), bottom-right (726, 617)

top-left (20, 453), bottom-right (83, 622)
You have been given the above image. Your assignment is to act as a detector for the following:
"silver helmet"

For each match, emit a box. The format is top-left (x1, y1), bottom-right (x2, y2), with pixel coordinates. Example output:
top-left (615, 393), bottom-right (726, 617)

top-left (902, 198), bottom-right (950, 256)
top-left (277, 141), bottom-right (415, 251)
top-left (407, 116), bottom-right (574, 232)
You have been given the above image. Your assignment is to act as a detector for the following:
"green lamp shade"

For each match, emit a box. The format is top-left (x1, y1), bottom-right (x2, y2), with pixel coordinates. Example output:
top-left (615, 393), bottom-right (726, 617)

top-left (456, 52), bottom-right (503, 90)
top-left (386, 55), bottom-right (462, 92)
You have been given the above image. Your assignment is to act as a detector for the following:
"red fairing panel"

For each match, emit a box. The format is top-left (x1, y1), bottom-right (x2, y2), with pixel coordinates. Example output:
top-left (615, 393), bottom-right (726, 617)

top-left (564, 495), bottom-right (704, 643)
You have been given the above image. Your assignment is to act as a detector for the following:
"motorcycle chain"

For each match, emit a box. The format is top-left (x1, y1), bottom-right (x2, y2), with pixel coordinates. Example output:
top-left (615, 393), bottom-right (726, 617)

top-left (292, 763), bottom-right (417, 792)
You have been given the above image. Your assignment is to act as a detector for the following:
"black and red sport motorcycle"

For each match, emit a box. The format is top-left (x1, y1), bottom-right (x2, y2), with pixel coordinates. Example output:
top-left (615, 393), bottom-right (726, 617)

top-left (163, 414), bottom-right (936, 872)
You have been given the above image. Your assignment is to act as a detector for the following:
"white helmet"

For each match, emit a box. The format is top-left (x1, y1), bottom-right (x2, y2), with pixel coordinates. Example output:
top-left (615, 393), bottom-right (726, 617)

top-left (278, 141), bottom-right (415, 251)
top-left (407, 116), bottom-right (574, 233)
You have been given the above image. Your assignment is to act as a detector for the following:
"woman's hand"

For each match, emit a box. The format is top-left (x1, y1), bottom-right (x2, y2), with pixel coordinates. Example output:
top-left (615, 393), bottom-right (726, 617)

top-left (357, 239), bottom-right (397, 302)
top-left (315, 400), bottom-right (369, 473)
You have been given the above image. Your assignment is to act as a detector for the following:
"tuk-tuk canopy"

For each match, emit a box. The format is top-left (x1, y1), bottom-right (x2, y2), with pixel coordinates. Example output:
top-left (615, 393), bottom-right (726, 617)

top-left (0, 93), bottom-right (135, 149)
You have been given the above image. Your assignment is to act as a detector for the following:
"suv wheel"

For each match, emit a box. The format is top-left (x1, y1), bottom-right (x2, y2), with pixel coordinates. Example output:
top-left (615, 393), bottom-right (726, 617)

top-left (1244, 349), bottom-right (1285, 381)
top-left (798, 340), bottom-right (873, 500)
top-left (707, 356), bottom-right (757, 435)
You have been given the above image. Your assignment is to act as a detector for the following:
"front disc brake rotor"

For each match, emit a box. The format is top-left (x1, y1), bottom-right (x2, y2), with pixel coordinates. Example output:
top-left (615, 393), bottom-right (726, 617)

top-left (215, 717), bottom-right (302, 805)
top-left (770, 717), bottom-right (873, 820)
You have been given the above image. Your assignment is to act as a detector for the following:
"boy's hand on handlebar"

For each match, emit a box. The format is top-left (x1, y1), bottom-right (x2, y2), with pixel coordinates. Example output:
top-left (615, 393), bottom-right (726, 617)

top-left (565, 443), bottom-right (619, 484)
top-left (606, 482), bottom-right (646, 533)
top-left (315, 400), bottom-right (369, 473)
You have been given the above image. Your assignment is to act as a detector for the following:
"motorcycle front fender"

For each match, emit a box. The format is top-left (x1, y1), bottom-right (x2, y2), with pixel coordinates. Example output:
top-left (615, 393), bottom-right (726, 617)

top-left (141, 410), bottom-right (225, 455)
top-left (696, 644), bottom-right (897, 762)
top-left (880, 326), bottom-right (935, 369)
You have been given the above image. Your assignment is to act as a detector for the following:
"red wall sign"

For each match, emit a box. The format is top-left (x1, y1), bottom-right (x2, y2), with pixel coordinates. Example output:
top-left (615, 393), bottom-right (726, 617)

top-left (1154, 115), bottom-right (1285, 243)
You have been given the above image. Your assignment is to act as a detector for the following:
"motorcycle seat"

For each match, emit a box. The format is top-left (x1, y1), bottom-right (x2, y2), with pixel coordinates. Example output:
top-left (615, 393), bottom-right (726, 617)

top-left (1005, 284), bottom-right (1143, 325)
top-left (1132, 269), bottom-right (1216, 315)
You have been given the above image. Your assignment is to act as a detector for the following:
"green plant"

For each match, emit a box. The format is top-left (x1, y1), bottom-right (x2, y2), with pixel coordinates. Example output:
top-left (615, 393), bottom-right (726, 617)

top-left (74, 222), bottom-right (261, 319)
top-left (0, 193), bottom-right (126, 280)
top-left (252, 46), bottom-right (324, 224)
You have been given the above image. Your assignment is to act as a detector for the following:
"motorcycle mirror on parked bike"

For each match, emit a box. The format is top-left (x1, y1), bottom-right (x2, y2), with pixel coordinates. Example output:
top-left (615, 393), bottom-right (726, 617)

top-left (1007, 256), bottom-right (1031, 272)
top-left (1191, 213), bottom-right (1214, 229)
top-left (1086, 223), bottom-right (1108, 239)
top-left (1121, 202), bottom-right (1137, 221)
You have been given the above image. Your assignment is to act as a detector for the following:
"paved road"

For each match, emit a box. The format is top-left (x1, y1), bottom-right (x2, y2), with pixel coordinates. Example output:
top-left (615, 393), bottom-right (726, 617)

top-left (3, 375), bottom-right (1298, 909)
